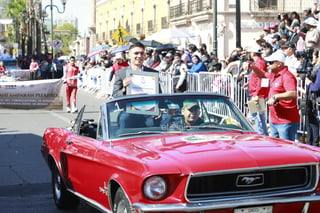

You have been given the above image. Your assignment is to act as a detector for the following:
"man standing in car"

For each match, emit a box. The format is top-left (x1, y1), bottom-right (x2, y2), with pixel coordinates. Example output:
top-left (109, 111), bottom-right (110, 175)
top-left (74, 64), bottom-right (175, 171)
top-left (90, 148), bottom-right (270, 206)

top-left (112, 42), bottom-right (159, 97)
top-left (112, 42), bottom-right (160, 129)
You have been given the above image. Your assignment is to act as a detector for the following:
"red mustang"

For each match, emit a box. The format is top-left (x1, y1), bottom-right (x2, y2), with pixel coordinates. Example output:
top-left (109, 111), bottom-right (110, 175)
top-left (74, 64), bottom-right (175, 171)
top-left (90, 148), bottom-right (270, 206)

top-left (41, 93), bottom-right (320, 213)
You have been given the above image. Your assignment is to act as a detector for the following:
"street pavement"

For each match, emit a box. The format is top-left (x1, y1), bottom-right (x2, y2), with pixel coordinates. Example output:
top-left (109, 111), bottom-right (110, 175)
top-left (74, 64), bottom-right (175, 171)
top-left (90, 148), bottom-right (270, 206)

top-left (0, 86), bottom-right (106, 212)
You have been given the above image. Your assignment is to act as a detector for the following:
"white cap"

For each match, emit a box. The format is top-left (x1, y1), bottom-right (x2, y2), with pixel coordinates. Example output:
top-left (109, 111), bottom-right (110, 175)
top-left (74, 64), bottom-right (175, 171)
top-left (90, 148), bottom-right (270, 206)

top-left (264, 50), bottom-right (286, 63)
top-left (114, 52), bottom-right (124, 60)
top-left (304, 17), bottom-right (319, 27)
top-left (176, 46), bottom-right (185, 51)
top-left (247, 45), bottom-right (262, 53)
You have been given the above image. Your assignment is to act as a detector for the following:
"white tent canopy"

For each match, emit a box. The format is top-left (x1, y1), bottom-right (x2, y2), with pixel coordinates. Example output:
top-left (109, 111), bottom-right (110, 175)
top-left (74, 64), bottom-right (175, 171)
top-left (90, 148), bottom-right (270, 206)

top-left (145, 28), bottom-right (195, 42)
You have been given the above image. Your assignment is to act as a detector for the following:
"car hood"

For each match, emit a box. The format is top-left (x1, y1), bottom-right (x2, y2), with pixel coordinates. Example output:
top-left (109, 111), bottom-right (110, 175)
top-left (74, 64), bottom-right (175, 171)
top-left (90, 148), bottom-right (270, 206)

top-left (117, 132), bottom-right (320, 174)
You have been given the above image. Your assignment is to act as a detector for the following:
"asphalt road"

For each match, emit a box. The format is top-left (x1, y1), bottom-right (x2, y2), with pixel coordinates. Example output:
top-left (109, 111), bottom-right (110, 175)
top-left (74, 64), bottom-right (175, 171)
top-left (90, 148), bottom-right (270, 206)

top-left (0, 86), bottom-right (105, 213)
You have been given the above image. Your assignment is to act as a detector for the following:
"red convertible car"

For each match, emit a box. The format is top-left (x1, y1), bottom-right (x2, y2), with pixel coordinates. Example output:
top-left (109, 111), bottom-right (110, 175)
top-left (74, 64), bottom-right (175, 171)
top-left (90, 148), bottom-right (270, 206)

top-left (41, 93), bottom-right (320, 213)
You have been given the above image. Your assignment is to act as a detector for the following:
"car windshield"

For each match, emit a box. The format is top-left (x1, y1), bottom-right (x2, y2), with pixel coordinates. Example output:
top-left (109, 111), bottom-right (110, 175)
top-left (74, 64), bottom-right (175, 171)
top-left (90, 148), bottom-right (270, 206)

top-left (106, 94), bottom-right (253, 139)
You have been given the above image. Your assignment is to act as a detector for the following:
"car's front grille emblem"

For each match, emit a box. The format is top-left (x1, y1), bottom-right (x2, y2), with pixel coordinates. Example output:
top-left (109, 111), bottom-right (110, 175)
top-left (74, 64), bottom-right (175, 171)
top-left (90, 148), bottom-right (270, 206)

top-left (236, 173), bottom-right (264, 187)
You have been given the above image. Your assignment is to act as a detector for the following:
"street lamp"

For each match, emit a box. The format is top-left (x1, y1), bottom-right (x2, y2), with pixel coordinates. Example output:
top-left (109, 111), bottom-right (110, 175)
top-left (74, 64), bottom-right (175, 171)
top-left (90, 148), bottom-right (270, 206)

top-left (44, 0), bottom-right (67, 60)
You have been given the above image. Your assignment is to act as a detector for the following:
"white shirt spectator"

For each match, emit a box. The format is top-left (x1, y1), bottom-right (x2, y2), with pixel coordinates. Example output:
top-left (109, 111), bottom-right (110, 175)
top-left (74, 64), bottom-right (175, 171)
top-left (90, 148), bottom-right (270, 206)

top-left (285, 54), bottom-right (300, 76)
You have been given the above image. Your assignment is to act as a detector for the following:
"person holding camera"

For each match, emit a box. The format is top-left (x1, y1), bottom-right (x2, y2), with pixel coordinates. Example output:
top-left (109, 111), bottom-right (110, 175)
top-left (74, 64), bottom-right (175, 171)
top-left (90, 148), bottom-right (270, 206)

top-left (249, 50), bottom-right (300, 141)
top-left (305, 48), bottom-right (320, 146)
top-left (244, 45), bottom-right (269, 136)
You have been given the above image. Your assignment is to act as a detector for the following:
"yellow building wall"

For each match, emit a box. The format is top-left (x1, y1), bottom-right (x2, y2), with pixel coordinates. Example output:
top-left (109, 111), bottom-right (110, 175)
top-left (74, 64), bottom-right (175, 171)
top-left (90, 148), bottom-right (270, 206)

top-left (95, 0), bottom-right (168, 45)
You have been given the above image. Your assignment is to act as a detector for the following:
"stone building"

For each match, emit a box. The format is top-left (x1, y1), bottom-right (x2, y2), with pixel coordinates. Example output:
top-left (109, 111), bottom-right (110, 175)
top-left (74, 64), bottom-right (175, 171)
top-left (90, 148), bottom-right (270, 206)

top-left (89, 0), bottom-right (315, 59)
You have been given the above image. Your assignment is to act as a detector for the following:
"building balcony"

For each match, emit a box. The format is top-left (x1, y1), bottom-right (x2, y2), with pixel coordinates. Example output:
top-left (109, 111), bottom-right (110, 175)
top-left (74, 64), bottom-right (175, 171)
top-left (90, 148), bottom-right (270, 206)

top-left (169, 0), bottom-right (312, 22)
top-left (250, 0), bottom-right (311, 13)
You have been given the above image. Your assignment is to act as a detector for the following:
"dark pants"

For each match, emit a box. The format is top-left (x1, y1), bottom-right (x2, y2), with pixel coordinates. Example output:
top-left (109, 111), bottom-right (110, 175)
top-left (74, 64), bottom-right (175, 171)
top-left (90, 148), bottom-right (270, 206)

top-left (30, 72), bottom-right (36, 80)
top-left (307, 113), bottom-right (319, 146)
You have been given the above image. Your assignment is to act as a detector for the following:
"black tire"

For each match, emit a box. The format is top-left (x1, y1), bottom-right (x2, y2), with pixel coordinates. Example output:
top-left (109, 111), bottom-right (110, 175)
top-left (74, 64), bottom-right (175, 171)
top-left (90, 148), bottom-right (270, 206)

top-left (52, 165), bottom-right (79, 209)
top-left (113, 188), bottom-right (135, 213)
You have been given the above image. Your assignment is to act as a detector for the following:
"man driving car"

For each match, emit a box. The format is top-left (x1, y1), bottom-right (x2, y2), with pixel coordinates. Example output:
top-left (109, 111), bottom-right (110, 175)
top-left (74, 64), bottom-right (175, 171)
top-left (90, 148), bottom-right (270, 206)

top-left (181, 100), bottom-right (204, 126)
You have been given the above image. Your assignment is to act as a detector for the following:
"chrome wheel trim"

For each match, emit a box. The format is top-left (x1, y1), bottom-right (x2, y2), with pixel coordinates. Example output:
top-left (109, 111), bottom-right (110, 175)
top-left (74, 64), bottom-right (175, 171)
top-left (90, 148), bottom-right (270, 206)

top-left (54, 171), bottom-right (62, 200)
top-left (116, 199), bottom-right (128, 213)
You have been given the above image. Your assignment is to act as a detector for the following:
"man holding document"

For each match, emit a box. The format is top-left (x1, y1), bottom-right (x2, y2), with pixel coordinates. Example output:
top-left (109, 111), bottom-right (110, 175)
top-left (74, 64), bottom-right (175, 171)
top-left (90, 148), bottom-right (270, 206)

top-left (112, 42), bottom-right (160, 128)
top-left (112, 42), bottom-right (160, 97)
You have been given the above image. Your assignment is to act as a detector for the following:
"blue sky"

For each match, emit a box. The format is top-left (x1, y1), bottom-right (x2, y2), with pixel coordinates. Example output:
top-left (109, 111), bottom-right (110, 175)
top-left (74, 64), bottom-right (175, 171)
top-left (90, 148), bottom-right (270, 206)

top-left (42, 0), bottom-right (91, 36)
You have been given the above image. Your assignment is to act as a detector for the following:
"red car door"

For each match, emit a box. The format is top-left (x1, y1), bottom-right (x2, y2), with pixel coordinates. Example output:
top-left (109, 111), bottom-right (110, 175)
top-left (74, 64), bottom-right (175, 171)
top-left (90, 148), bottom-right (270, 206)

top-left (62, 134), bottom-right (101, 201)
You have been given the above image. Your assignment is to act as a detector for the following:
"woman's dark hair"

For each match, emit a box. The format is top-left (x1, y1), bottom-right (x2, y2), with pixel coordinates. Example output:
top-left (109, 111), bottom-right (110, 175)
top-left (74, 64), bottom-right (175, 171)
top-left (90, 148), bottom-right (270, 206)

top-left (201, 43), bottom-right (207, 50)
top-left (290, 11), bottom-right (300, 22)
top-left (192, 54), bottom-right (201, 61)
top-left (188, 44), bottom-right (198, 52)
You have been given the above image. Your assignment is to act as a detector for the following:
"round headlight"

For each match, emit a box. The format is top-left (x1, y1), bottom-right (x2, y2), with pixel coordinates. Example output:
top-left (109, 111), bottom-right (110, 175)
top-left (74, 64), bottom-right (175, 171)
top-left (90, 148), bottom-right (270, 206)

top-left (143, 176), bottom-right (167, 200)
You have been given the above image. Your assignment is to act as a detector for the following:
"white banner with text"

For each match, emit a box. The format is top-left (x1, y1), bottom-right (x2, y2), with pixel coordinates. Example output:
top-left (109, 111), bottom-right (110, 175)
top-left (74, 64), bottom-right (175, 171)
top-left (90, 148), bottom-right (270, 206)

top-left (0, 79), bottom-right (63, 109)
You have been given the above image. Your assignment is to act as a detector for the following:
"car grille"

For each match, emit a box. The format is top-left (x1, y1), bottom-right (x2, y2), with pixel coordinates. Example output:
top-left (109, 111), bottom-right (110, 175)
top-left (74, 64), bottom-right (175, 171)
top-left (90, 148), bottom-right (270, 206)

top-left (186, 164), bottom-right (318, 202)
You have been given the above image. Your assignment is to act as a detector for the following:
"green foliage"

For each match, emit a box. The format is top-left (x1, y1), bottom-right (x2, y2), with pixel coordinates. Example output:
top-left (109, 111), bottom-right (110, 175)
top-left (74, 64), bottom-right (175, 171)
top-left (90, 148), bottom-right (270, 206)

top-left (53, 24), bottom-right (78, 55)
top-left (5, 0), bottom-right (26, 21)
top-left (4, 0), bottom-right (26, 44)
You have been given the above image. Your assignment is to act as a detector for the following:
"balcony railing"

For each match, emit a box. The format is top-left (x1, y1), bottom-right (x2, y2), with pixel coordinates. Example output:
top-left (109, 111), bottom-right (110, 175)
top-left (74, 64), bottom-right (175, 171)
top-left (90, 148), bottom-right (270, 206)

top-left (189, 0), bottom-right (208, 15)
top-left (169, 0), bottom-right (313, 19)
top-left (250, 0), bottom-right (313, 13)
top-left (170, 0), bottom-right (208, 18)
top-left (170, 3), bottom-right (186, 19)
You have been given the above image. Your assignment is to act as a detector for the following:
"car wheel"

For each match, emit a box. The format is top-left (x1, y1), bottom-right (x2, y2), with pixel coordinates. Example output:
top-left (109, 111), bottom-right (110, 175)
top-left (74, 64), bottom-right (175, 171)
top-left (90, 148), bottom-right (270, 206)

top-left (113, 188), bottom-right (135, 213)
top-left (52, 165), bottom-right (79, 209)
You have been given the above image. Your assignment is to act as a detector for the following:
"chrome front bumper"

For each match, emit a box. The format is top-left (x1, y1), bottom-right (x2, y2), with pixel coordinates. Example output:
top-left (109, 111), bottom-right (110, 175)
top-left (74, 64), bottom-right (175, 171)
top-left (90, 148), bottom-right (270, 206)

top-left (133, 194), bottom-right (320, 212)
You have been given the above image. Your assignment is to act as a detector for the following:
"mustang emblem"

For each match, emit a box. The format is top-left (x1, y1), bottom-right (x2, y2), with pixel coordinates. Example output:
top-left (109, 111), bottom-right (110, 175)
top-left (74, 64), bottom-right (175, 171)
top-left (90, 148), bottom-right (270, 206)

top-left (99, 181), bottom-right (108, 196)
top-left (242, 176), bottom-right (261, 184)
top-left (236, 173), bottom-right (264, 187)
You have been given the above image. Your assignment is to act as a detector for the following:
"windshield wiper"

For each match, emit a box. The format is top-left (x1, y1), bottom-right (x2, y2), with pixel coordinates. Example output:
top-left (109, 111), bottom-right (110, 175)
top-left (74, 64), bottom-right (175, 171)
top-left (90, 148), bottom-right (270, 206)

top-left (185, 125), bottom-right (245, 134)
top-left (118, 130), bottom-right (186, 137)
top-left (118, 131), bottom-right (162, 137)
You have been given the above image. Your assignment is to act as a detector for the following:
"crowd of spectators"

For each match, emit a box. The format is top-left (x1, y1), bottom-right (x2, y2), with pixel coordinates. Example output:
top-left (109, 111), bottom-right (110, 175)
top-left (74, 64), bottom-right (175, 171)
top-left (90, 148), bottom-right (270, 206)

top-left (3, 1), bottom-right (318, 144)
top-left (77, 1), bottom-right (320, 144)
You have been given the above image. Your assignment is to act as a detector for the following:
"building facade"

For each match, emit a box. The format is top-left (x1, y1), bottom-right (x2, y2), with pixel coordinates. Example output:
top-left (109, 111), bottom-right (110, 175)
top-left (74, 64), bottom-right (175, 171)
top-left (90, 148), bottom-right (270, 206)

top-left (93, 0), bottom-right (315, 59)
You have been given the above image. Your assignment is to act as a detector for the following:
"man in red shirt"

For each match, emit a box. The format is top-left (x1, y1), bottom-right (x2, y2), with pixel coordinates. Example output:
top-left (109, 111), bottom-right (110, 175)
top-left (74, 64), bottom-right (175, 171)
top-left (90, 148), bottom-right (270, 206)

top-left (63, 56), bottom-right (80, 113)
top-left (108, 52), bottom-right (129, 82)
top-left (244, 45), bottom-right (269, 136)
top-left (249, 50), bottom-right (299, 141)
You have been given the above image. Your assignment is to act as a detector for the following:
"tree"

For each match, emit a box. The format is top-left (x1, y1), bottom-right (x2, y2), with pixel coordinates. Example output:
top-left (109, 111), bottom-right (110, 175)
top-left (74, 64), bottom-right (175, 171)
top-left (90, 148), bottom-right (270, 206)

top-left (5, 0), bottom-right (26, 44)
top-left (54, 23), bottom-right (78, 55)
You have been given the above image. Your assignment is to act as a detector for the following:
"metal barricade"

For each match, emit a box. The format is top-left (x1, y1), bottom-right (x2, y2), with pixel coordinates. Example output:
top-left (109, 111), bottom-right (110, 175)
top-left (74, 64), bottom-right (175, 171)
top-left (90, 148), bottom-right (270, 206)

top-left (186, 72), bottom-right (199, 92)
top-left (81, 67), bottom-right (306, 131)
top-left (159, 72), bottom-right (173, 94)
top-left (198, 72), bottom-right (233, 96)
